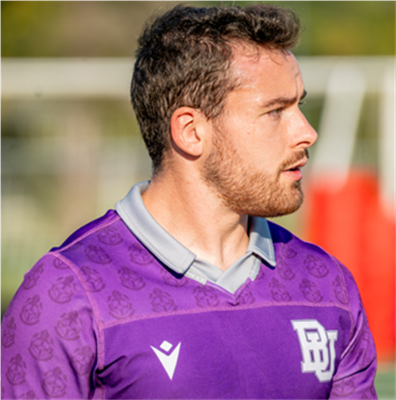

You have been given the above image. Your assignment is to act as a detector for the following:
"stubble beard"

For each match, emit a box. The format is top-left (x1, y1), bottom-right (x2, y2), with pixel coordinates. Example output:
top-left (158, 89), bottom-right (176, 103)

top-left (202, 128), bottom-right (307, 218)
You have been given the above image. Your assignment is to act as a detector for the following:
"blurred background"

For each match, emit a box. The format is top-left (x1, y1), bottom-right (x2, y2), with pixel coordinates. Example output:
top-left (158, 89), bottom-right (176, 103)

top-left (2, 1), bottom-right (395, 397)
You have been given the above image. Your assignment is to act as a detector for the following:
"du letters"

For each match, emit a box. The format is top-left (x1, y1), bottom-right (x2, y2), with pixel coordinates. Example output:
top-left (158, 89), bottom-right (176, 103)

top-left (291, 319), bottom-right (338, 382)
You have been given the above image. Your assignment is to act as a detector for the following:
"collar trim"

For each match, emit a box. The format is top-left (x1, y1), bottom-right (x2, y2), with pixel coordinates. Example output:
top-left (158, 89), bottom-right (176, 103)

top-left (115, 181), bottom-right (276, 274)
top-left (116, 182), bottom-right (195, 274)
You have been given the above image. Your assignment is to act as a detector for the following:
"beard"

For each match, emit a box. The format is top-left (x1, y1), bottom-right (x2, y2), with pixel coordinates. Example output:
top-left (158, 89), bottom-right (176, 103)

top-left (202, 127), bottom-right (308, 218)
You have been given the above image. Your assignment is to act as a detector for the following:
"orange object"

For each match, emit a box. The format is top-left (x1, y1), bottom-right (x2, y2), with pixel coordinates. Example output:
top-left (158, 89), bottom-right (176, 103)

top-left (303, 169), bottom-right (395, 362)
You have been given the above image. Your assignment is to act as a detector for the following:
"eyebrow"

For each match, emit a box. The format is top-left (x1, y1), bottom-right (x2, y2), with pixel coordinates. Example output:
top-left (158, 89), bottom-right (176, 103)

top-left (261, 89), bottom-right (307, 109)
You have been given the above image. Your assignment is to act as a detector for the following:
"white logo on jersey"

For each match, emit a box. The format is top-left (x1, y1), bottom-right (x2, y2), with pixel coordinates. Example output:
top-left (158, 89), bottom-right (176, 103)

top-left (151, 340), bottom-right (181, 380)
top-left (291, 319), bottom-right (338, 382)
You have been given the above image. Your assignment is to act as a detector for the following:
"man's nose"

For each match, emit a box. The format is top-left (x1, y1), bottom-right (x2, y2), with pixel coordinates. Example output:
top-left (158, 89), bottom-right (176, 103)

top-left (293, 110), bottom-right (318, 149)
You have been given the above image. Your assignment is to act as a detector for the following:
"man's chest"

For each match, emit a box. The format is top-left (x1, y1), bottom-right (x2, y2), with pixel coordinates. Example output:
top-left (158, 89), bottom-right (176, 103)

top-left (98, 305), bottom-right (350, 399)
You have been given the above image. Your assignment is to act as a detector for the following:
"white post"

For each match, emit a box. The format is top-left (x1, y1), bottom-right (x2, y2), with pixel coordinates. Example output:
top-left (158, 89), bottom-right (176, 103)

top-left (379, 65), bottom-right (396, 219)
top-left (310, 62), bottom-right (366, 190)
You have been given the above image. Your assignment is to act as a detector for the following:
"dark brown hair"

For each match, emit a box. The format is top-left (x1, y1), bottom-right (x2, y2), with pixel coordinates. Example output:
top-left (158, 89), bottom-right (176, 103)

top-left (131, 4), bottom-right (300, 172)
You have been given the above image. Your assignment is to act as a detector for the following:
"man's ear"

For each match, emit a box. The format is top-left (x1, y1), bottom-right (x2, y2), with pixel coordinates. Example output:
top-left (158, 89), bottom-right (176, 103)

top-left (170, 107), bottom-right (205, 158)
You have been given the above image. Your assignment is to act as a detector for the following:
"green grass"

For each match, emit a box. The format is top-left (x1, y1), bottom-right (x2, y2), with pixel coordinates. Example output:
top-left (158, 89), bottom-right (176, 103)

top-left (376, 364), bottom-right (395, 400)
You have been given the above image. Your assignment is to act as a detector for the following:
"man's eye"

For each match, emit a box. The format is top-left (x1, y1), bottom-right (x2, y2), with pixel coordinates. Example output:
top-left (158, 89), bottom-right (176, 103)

top-left (269, 108), bottom-right (282, 116)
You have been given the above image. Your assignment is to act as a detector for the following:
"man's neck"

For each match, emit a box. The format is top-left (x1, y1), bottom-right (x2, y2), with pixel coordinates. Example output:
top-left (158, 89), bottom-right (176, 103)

top-left (141, 172), bottom-right (249, 272)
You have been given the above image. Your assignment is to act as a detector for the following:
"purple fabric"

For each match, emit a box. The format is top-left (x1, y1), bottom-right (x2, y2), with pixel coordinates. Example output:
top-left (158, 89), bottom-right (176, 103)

top-left (1, 210), bottom-right (377, 399)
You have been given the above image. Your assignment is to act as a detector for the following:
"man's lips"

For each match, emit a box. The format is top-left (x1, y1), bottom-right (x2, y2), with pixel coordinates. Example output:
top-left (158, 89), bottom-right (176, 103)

top-left (281, 158), bottom-right (308, 180)
top-left (283, 158), bottom-right (308, 172)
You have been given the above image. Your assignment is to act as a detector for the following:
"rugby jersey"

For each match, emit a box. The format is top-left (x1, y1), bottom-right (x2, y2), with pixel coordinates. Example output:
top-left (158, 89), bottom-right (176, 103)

top-left (1, 196), bottom-right (377, 399)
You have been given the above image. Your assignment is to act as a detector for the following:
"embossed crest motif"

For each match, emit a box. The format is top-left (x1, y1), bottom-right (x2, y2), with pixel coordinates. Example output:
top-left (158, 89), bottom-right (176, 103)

top-left (281, 246), bottom-right (297, 258)
top-left (333, 275), bottom-right (348, 305)
top-left (97, 226), bottom-right (123, 245)
top-left (304, 255), bottom-right (329, 278)
top-left (276, 260), bottom-right (295, 280)
top-left (84, 245), bottom-right (112, 264)
top-left (41, 367), bottom-right (67, 398)
top-left (17, 390), bottom-right (37, 399)
top-left (28, 330), bottom-right (54, 361)
top-left (194, 286), bottom-right (219, 308)
top-left (118, 266), bottom-right (145, 290)
top-left (129, 243), bottom-right (153, 265)
top-left (2, 317), bottom-right (16, 348)
top-left (6, 354), bottom-right (26, 386)
top-left (160, 268), bottom-right (188, 287)
top-left (269, 278), bottom-right (292, 302)
top-left (331, 378), bottom-right (355, 397)
top-left (55, 311), bottom-right (82, 340)
top-left (48, 276), bottom-right (76, 303)
top-left (107, 290), bottom-right (135, 319)
top-left (53, 258), bottom-right (69, 270)
top-left (20, 295), bottom-right (42, 325)
top-left (150, 288), bottom-right (178, 312)
top-left (23, 263), bottom-right (44, 290)
top-left (237, 288), bottom-right (255, 305)
top-left (81, 266), bottom-right (105, 292)
top-left (300, 279), bottom-right (323, 303)
top-left (72, 346), bottom-right (94, 375)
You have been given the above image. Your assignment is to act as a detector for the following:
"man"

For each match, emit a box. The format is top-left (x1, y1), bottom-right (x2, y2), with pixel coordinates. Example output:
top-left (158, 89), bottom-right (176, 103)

top-left (2, 4), bottom-right (377, 399)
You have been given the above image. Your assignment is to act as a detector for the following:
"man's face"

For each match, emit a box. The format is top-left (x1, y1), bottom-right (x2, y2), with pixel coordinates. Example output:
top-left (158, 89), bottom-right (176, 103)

top-left (202, 47), bottom-right (318, 218)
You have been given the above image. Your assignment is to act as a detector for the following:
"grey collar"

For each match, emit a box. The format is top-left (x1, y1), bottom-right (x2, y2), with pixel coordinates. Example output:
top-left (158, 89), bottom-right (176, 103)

top-left (115, 181), bottom-right (276, 275)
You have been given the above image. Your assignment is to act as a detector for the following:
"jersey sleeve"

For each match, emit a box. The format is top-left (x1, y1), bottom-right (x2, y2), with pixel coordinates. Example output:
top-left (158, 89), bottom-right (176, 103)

top-left (1, 253), bottom-right (100, 399)
top-left (330, 261), bottom-right (377, 399)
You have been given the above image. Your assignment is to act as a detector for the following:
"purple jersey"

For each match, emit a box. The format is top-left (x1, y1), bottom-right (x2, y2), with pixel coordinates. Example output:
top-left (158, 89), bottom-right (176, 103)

top-left (1, 210), bottom-right (377, 399)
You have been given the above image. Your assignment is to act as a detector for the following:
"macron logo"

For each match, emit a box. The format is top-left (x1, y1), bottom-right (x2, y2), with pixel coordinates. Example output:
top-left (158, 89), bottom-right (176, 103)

top-left (151, 340), bottom-right (181, 380)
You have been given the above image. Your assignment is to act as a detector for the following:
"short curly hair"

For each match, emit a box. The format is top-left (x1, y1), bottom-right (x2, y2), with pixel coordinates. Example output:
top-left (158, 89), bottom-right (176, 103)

top-left (131, 4), bottom-right (300, 172)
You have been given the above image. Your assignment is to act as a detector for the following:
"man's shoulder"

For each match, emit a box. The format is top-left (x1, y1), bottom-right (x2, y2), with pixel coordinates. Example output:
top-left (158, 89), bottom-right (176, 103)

top-left (16, 209), bottom-right (131, 293)
top-left (268, 219), bottom-right (336, 261)
top-left (44, 208), bottom-right (137, 273)
top-left (21, 208), bottom-right (138, 288)
top-left (7, 208), bottom-right (158, 331)
top-left (267, 219), bottom-right (354, 283)
top-left (51, 209), bottom-right (122, 252)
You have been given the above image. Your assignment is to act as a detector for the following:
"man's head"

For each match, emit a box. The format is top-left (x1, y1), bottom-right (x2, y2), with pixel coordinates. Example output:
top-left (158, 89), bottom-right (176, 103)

top-left (131, 4), bottom-right (301, 173)
top-left (201, 47), bottom-right (316, 217)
